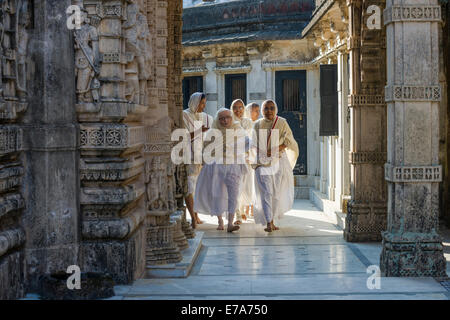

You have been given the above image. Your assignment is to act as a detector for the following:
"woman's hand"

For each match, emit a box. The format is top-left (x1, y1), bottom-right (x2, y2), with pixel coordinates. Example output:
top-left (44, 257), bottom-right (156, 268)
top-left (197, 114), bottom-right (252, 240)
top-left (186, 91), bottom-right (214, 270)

top-left (267, 144), bottom-right (286, 157)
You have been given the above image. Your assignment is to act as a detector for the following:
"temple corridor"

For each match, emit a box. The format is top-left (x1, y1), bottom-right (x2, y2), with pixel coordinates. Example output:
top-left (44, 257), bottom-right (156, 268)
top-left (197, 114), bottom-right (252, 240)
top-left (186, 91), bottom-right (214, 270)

top-left (92, 200), bottom-right (450, 300)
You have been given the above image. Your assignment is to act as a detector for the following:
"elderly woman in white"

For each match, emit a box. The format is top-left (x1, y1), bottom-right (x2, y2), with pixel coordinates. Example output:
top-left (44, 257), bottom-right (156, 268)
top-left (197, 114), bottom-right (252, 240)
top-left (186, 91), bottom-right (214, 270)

top-left (194, 108), bottom-right (250, 233)
top-left (183, 92), bottom-right (213, 228)
top-left (230, 99), bottom-right (254, 224)
top-left (245, 102), bottom-right (261, 123)
top-left (252, 99), bottom-right (299, 232)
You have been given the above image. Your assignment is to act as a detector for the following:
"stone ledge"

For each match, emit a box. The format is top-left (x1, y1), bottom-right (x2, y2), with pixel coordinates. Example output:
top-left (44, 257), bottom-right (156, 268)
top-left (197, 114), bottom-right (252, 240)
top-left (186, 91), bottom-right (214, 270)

top-left (145, 231), bottom-right (203, 278)
top-left (310, 188), bottom-right (345, 230)
top-left (294, 187), bottom-right (310, 200)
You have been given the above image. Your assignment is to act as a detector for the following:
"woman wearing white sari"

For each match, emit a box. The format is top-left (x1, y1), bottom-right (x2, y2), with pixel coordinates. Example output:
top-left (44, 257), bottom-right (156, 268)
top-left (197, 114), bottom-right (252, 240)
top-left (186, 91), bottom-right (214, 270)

top-left (245, 102), bottom-right (261, 123)
top-left (252, 99), bottom-right (299, 232)
top-left (230, 99), bottom-right (253, 224)
top-left (243, 102), bottom-right (260, 218)
top-left (182, 92), bottom-right (213, 228)
top-left (194, 108), bottom-right (249, 233)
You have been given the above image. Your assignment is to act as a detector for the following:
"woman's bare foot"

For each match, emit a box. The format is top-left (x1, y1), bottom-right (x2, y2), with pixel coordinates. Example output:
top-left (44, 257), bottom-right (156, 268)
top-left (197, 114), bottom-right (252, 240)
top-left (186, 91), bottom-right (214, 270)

top-left (271, 221), bottom-right (280, 231)
top-left (242, 214), bottom-right (247, 221)
top-left (227, 225), bottom-right (240, 233)
top-left (195, 213), bottom-right (203, 224)
top-left (217, 225), bottom-right (224, 230)
top-left (234, 220), bottom-right (242, 225)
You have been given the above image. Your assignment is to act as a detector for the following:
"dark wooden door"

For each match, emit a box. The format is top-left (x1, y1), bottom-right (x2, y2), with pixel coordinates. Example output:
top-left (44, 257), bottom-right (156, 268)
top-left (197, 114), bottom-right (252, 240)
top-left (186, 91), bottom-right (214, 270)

top-left (182, 76), bottom-right (203, 109)
top-left (225, 74), bottom-right (247, 108)
top-left (319, 64), bottom-right (338, 136)
top-left (275, 70), bottom-right (307, 175)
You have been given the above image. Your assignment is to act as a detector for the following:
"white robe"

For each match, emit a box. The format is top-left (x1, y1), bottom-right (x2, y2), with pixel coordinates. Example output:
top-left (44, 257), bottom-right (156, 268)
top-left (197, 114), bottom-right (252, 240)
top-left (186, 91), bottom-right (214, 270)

top-left (194, 131), bottom-right (250, 217)
top-left (182, 109), bottom-right (213, 196)
top-left (252, 116), bottom-right (299, 225)
top-left (194, 162), bottom-right (248, 216)
top-left (233, 117), bottom-right (255, 219)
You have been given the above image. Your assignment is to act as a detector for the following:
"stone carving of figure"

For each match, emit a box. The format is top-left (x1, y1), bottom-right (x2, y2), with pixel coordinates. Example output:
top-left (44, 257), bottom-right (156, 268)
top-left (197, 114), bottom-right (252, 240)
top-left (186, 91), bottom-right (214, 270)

top-left (16, 0), bottom-right (31, 102)
top-left (74, 8), bottom-right (100, 104)
top-left (145, 157), bottom-right (160, 210)
top-left (123, 1), bottom-right (140, 104)
top-left (167, 161), bottom-right (176, 212)
top-left (158, 157), bottom-right (168, 211)
top-left (175, 164), bottom-right (188, 210)
top-left (146, 157), bottom-right (169, 212)
top-left (123, 1), bottom-right (151, 105)
top-left (136, 13), bottom-right (151, 105)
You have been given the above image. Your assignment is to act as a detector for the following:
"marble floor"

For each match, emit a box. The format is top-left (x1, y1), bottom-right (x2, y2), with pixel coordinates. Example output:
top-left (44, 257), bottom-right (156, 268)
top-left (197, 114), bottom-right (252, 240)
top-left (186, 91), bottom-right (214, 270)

top-left (110, 200), bottom-right (450, 300)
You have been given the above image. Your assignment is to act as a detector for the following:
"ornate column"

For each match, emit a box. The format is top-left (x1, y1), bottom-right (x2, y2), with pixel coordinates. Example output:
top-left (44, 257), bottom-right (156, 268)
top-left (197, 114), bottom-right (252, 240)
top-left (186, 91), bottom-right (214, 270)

top-left (76, 0), bottom-right (148, 284)
top-left (144, 0), bottom-right (183, 267)
top-left (380, 0), bottom-right (447, 276)
top-left (345, 0), bottom-right (387, 242)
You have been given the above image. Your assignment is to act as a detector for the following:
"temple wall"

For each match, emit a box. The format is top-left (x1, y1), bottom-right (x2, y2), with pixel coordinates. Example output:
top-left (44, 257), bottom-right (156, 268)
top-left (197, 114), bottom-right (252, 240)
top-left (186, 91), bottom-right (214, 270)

top-left (0, 0), bottom-right (188, 299)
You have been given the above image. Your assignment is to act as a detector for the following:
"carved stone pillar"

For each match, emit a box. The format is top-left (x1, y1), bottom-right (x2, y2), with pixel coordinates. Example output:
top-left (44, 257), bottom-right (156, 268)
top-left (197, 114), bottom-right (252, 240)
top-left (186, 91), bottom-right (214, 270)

top-left (77, 0), bottom-right (148, 284)
top-left (144, 0), bottom-right (183, 267)
top-left (380, 0), bottom-right (447, 277)
top-left (19, 0), bottom-right (81, 293)
top-left (345, 0), bottom-right (387, 242)
top-left (0, 0), bottom-right (30, 298)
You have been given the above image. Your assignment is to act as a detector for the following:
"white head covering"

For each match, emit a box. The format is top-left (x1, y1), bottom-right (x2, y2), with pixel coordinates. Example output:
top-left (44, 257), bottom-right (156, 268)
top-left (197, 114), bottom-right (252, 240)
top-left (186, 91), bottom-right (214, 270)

top-left (212, 108), bottom-right (241, 131)
top-left (244, 102), bottom-right (260, 120)
top-left (205, 108), bottom-right (246, 164)
top-left (188, 92), bottom-right (205, 116)
top-left (261, 99), bottom-right (278, 120)
top-left (256, 99), bottom-right (299, 170)
top-left (230, 99), bottom-right (252, 131)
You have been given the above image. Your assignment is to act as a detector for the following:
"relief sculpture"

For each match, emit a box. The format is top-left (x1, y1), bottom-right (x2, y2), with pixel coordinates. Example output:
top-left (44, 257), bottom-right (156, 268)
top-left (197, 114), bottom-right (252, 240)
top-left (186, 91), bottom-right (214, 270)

top-left (74, 8), bottom-right (100, 104)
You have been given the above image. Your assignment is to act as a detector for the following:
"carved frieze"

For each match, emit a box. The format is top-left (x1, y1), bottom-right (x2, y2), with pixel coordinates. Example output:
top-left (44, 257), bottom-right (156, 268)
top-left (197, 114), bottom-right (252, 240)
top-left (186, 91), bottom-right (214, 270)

top-left (0, 193), bottom-right (24, 220)
top-left (0, 163), bottom-right (22, 193)
top-left (385, 85), bottom-right (441, 102)
top-left (384, 6), bottom-right (442, 25)
top-left (385, 164), bottom-right (442, 183)
top-left (80, 183), bottom-right (145, 205)
top-left (82, 209), bottom-right (145, 240)
top-left (349, 151), bottom-right (386, 164)
top-left (80, 156), bottom-right (145, 182)
top-left (80, 124), bottom-right (145, 151)
top-left (0, 126), bottom-right (22, 157)
top-left (348, 94), bottom-right (384, 107)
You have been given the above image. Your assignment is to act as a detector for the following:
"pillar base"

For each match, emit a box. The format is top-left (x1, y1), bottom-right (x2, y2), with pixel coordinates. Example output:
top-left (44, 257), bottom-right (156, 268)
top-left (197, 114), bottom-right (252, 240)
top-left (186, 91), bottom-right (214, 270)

top-left (0, 251), bottom-right (25, 299)
top-left (344, 201), bottom-right (387, 242)
top-left (81, 224), bottom-right (146, 285)
top-left (171, 211), bottom-right (189, 251)
top-left (146, 222), bottom-right (183, 266)
top-left (181, 208), bottom-right (195, 239)
top-left (380, 231), bottom-right (447, 277)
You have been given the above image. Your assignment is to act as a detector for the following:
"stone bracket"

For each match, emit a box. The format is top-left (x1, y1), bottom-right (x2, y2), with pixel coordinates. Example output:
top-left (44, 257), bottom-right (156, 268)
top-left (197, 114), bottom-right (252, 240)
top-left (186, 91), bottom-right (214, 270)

top-left (82, 209), bottom-right (145, 240)
top-left (385, 164), bottom-right (442, 183)
top-left (348, 94), bottom-right (385, 107)
top-left (349, 151), bottom-right (386, 164)
top-left (385, 85), bottom-right (441, 102)
top-left (0, 228), bottom-right (25, 258)
top-left (384, 6), bottom-right (442, 26)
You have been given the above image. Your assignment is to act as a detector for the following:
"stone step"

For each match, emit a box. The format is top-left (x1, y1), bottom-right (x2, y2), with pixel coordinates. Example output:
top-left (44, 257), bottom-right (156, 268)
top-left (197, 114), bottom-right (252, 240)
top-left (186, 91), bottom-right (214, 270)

top-left (309, 188), bottom-right (346, 230)
top-left (294, 187), bottom-right (310, 199)
top-left (144, 231), bottom-right (204, 279)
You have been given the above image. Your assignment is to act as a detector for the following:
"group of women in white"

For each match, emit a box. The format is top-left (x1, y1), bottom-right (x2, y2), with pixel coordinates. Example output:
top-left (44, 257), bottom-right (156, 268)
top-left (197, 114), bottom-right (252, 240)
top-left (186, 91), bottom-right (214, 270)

top-left (182, 92), bottom-right (299, 233)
